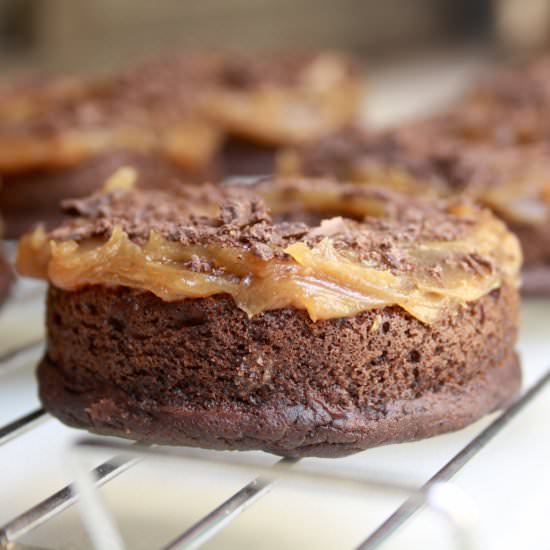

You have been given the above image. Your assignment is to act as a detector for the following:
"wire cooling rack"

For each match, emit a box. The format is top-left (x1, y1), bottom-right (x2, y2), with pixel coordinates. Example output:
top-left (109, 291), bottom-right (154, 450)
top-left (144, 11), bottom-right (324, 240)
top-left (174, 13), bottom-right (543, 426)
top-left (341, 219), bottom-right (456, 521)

top-left (2, 51), bottom-right (549, 550)
top-left (0, 281), bottom-right (549, 550)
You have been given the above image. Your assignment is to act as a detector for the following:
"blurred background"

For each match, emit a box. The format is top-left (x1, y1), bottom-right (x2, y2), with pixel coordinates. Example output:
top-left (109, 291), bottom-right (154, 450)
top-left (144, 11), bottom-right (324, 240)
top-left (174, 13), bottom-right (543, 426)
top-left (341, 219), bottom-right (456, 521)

top-left (0, 0), bottom-right (549, 73)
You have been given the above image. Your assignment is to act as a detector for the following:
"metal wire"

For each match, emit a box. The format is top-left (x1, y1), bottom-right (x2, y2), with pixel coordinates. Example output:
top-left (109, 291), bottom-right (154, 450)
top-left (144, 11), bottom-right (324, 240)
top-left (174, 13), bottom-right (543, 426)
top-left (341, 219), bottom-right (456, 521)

top-left (161, 457), bottom-right (297, 550)
top-left (3, 366), bottom-right (547, 550)
top-left (356, 366), bottom-right (550, 549)
top-left (0, 338), bottom-right (47, 445)
top-left (0, 336), bottom-right (47, 447)
top-left (69, 439), bottom-right (477, 550)
top-left (0, 408), bottom-right (47, 446)
top-left (68, 367), bottom-right (548, 550)
top-left (163, 479), bottom-right (273, 550)
top-left (0, 445), bottom-right (143, 547)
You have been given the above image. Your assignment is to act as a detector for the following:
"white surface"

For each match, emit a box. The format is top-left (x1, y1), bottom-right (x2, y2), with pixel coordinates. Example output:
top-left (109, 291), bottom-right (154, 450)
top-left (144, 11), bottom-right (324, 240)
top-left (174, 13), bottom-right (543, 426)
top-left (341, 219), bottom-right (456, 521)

top-left (1, 50), bottom-right (549, 549)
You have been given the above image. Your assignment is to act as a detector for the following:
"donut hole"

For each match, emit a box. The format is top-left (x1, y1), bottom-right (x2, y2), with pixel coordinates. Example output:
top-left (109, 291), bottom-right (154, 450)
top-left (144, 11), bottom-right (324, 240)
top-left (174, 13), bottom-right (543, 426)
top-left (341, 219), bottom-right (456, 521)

top-left (272, 207), bottom-right (366, 226)
top-left (265, 187), bottom-right (387, 227)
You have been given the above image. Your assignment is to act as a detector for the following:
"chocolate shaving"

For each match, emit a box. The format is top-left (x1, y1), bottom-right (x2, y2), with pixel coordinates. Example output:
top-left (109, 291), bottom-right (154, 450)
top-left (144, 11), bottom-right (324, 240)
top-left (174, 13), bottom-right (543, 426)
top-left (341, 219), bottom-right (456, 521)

top-left (45, 177), bottom-right (486, 274)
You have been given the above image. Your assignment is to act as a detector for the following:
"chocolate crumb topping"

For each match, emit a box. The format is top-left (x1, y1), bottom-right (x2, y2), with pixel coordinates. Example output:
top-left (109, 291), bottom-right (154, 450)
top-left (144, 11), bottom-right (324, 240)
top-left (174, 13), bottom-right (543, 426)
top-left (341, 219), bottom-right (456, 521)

top-left (185, 254), bottom-right (213, 273)
top-left (18, 177), bottom-right (521, 325)
top-left (49, 177), bottom-right (482, 268)
top-left (218, 198), bottom-right (270, 227)
top-left (289, 124), bottom-right (550, 209)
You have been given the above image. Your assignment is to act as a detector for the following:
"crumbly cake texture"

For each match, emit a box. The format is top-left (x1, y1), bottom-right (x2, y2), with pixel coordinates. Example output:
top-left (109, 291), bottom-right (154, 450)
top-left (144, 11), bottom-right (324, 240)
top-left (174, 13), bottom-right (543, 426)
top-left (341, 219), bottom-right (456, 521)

top-left (39, 284), bottom-right (520, 457)
top-left (19, 177), bottom-right (522, 456)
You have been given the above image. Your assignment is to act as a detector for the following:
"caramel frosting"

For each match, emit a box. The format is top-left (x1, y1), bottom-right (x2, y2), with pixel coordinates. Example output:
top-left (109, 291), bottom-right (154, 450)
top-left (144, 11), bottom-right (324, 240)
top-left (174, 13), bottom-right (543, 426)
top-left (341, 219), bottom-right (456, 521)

top-left (279, 127), bottom-right (550, 226)
top-left (0, 51), bottom-right (359, 173)
top-left (17, 177), bottom-right (521, 324)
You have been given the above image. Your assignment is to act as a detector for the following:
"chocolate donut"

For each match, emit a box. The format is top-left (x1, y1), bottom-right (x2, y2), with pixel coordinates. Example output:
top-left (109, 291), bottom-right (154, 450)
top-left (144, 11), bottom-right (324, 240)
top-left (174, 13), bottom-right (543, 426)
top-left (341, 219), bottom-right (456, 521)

top-left (0, 70), bottom-right (219, 238)
top-left (0, 51), bottom-right (360, 237)
top-left (17, 178), bottom-right (522, 457)
top-left (280, 127), bottom-right (550, 295)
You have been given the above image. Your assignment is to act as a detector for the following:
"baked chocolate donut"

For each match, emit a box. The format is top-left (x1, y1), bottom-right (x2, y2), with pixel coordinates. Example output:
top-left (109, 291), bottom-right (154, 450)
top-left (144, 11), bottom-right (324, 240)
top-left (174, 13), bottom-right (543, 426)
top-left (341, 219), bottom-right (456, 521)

top-left (280, 127), bottom-right (550, 295)
top-left (0, 67), bottom-right (220, 237)
top-left (0, 51), bottom-right (360, 237)
top-left (17, 178), bottom-right (522, 457)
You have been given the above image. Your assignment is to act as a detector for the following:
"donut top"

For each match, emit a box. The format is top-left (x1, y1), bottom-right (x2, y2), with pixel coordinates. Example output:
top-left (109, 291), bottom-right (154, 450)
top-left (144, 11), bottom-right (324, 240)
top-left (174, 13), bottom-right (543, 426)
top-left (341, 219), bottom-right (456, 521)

top-left (0, 51), bottom-right (359, 173)
top-left (0, 70), bottom-right (221, 174)
top-left (410, 104), bottom-right (550, 149)
top-left (280, 127), bottom-right (550, 226)
top-left (130, 51), bottom-right (357, 90)
top-left (17, 176), bottom-right (521, 324)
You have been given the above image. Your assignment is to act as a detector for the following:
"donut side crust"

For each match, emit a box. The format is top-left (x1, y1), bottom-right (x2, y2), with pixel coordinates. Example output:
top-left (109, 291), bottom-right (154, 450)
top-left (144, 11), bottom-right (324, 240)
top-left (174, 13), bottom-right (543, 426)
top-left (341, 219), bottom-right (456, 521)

top-left (39, 283), bottom-right (521, 457)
